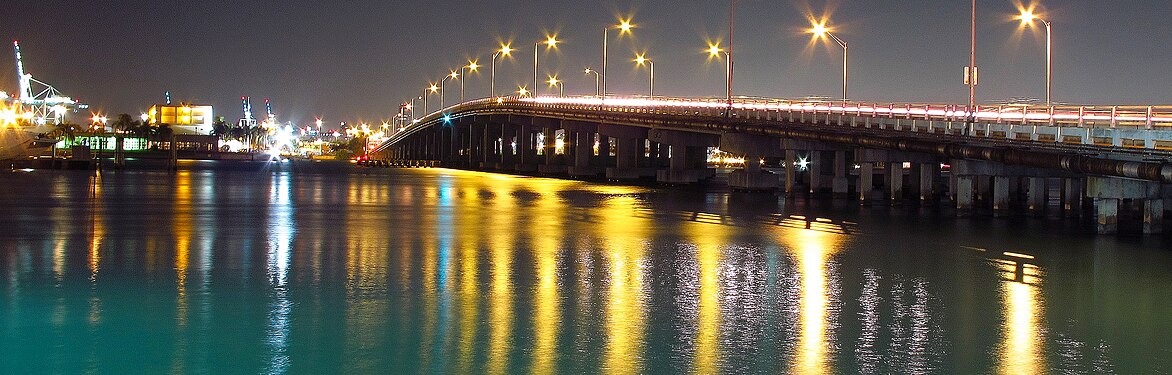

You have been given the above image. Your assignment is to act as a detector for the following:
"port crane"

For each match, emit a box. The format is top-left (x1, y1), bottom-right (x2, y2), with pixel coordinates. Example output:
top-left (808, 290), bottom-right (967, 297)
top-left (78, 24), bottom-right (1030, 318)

top-left (4, 41), bottom-right (85, 125)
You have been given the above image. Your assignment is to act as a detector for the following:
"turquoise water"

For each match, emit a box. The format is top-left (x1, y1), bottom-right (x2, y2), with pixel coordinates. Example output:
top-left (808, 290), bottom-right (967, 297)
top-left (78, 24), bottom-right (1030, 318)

top-left (1, 161), bottom-right (1170, 373)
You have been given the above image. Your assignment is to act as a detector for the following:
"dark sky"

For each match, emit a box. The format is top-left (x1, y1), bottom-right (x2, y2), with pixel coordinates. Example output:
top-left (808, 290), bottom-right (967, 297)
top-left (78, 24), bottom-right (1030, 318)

top-left (3, 0), bottom-right (1171, 129)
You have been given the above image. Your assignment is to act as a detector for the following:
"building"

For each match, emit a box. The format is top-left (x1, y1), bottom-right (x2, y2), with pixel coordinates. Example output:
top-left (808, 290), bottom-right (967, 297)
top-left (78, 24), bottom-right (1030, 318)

top-left (147, 103), bottom-right (218, 153)
top-left (147, 103), bottom-right (213, 135)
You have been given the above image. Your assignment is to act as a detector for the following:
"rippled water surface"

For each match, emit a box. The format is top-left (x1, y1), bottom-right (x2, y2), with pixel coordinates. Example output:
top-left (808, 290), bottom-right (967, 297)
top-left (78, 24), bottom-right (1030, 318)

top-left (1, 161), bottom-right (1170, 374)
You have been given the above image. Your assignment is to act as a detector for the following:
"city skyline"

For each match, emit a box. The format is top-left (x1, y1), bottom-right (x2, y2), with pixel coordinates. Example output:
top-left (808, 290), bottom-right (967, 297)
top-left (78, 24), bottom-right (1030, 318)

top-left (3, 0), bottom-right (1171, 128)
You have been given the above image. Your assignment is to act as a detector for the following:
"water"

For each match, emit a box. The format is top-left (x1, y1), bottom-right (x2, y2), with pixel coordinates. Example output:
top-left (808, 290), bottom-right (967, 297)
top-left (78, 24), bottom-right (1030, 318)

top-left (1, 161), bottom-right (1170, 374)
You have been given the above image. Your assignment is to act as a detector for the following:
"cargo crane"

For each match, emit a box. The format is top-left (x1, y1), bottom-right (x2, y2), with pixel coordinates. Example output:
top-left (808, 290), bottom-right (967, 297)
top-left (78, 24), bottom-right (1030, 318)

top-left (262, 98), bottom-right (277, 129)
top-left (8, 41), bottom-right (85, 125)
top-left (238, 96), bottom-right (257, 128)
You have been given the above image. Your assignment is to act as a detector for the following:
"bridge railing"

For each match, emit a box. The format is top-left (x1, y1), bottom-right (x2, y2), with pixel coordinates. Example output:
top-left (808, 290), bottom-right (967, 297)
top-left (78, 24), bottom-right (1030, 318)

top-left (379, 95), bottom-right (1172, 153)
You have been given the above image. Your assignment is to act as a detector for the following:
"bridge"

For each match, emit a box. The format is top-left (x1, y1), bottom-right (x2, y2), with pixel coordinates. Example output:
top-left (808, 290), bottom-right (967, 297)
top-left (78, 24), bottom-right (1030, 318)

top-left (372, 95), bottom-right (1172, 235)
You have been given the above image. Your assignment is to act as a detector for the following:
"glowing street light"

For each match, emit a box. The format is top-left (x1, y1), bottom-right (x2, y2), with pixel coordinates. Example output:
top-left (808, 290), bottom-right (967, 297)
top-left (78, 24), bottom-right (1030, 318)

top-left (547, 76), bottom-right (564, 96)
top-left (140, 113), bottom-right (149, 123)
top-left (1018, 8), bottom-right (1053, 106)
top-left (517, 86), bottom-right (530, 98)
top-left (491, 44), bottom-right (513, 98)
top-left (634, 54), bottom-right (655, 98)
top-left (707, 43), bottom-right (732, 107)
top-left (460, 60), bottom-right (479, 103)
top-left (441, 71), bottom-right (459, 108)
top-left (809, 20), bottom-right (849, 103)
top-left (584, 68), bottom-right (601, 96)
top-left (425, 84), bottom-right (439, 114)
top-left (534, 35), bottom-right (560, 96)
top-left (601, 18), bottom-right (635, 96)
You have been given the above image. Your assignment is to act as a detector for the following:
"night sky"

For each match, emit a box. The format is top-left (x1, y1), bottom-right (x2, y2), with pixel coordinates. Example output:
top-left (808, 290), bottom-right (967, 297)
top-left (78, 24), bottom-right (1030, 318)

top-left (3, 0), bottom-right (1171, 129)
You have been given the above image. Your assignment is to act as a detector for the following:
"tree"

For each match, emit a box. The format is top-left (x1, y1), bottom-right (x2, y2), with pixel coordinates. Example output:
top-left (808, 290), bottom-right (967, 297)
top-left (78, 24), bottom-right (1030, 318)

top-left (211, 117), bottom-right (230, 140)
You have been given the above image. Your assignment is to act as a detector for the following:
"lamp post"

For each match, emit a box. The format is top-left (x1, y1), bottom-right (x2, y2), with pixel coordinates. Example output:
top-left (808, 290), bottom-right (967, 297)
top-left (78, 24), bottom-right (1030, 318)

top-left (408, 96), bottom-right (421, 122)
top-left (534, 36), bottom-right (560, 96)
top-left (490, 44), bottom-right (513, 98)
top-left (707, 44), bottom-right (731, 107)
top-left (584, 68), bottom-right (601, 96)
top-left (634, 54), bottom-right (654, 98)
top-left (547, 76), bottom-right (564, 96)
top-left (810, 22), bottom-right (848, 104)
top-left (601, 19), bottom-right (634, 97)
top-left (460, 61), bottom-right (479, 103)
top-left (441, 71), bottom-right (459, 108)
top-left (425, 84), bottom-right (439, 115)
top-left (1019, 9), bottom-right (1052, 106)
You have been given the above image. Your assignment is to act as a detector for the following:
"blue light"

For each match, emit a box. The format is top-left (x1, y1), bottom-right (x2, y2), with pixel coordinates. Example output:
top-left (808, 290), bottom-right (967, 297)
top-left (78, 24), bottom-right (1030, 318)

top-left (442, 114), bottom-right (452, 124)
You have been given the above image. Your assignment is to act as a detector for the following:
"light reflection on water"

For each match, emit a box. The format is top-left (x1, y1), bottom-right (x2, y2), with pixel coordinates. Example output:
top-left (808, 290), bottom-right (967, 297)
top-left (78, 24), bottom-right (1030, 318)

top-left (0, 163), bottom-right (1170, 373)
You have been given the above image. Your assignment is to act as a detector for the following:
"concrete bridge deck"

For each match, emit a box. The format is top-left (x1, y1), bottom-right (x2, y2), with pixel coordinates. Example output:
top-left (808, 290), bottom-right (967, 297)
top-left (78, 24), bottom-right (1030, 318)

top-left (373, 96), bottom-right (1172, 234)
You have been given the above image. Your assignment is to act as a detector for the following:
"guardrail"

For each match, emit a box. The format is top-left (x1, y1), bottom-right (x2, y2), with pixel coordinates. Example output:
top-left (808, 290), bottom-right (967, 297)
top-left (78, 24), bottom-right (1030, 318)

top-left (381, 95), bottom-right (1172, 152)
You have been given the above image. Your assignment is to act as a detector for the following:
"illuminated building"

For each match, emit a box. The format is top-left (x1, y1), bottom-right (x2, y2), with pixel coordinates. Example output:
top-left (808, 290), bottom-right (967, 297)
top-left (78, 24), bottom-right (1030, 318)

top-left (147, 103), bottom-right (213, 135)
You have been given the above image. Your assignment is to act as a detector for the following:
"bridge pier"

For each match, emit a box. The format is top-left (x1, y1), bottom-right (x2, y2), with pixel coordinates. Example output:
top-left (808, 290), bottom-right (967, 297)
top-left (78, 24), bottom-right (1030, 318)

top-left (538, 123), bottom-right (567, 175)
top-left (956, 175), bottom-right (975, 216)
top-left (1063, 178), bottom-right (1085, 217)
top-left (721, 133), bottom-right (781, 191)
top-left (1027, 177), bottom-right (1048, 216)
top-left (601, 124), bottom-right (652, 181)
top-left (919, 163), bottom-right (939, 204)
top-left (833, 150), bottom-right (850, 198)
top-left (858, 162), bottom-right (876, 204)
top-left (651, 129), bottom-right (717, 185)
top-left (1087, 176), bottom-right (1171, 234)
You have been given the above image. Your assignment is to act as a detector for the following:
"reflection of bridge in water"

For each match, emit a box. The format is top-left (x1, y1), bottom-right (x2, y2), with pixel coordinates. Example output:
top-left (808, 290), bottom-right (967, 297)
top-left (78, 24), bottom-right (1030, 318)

top-left (374, 96), bottom-right (1172, 234)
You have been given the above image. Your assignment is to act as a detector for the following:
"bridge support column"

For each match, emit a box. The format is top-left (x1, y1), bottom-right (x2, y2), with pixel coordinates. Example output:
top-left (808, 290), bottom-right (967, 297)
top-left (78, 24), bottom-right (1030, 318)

top-left (1063, 178), bottom-right (1084, 217)
top-left (1144, 199), bottom-right (1165, 234)
top-left (956, 175), bottom-right (975, 217)
top-left (993, 176), bottom-right (1012, 217)
top-left (538, 125), bottom-right (567, 175)
top-left (887, 162), bottom-right (904, 204)
top-left (809, 150), bottom-right (824, 195)
top-left (858, 162), bottom-right (875, 204)
top-left (651, 129), bottom-right (717, 185)
top-left (1027, 177), bottom-right (1048, 216)
top-left (606, 137), bottom-right (643, 180)
top-left (832, 150), bottom-right (849, 197)
top-left (784, 150), bottom-right (797, 197)
top-left (919, 163), bottom-right (937, 204)
top-left (1096, 198), bottom-right (1120, 234)
top-left (721, 133), bottom-right (782, 191)
top-left (569, 130), bottom-right (600, 178)
top-left (1087, 176), bottom-right (1170, 234)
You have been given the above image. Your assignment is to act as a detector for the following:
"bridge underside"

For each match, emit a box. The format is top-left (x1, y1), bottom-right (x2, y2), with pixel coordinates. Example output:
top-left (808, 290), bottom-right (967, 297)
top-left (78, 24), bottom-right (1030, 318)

top-left (373, 101), bottom-right (1171, 234)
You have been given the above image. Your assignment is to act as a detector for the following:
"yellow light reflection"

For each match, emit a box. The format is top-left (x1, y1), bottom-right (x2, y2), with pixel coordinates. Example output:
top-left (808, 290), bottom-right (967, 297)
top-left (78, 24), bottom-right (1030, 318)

top-left (530, 182), bottom-right (563, 375)
top-left (684, 218), bottom-right (729, 374)
top-left (600, 195), bottom-right (649, 375)
top-left (998, 263), bottom-right (1045, 374)
top-left (781, 228), bottom-right (843, 375)
top-left (171, 170), bottom-right (193, 375)
top-left (486, 188), bottom-right (515, 375)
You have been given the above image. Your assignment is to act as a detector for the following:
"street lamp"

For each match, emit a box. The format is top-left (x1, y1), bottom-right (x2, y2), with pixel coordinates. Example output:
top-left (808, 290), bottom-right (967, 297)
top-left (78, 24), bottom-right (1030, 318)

top-left (460, 60), bottom-right (479, 103)
top-left (707, 43), bottom-right (732, 107)
top-left (441, 71), bottom-right (459, 108)
top-left (584, 68), bottom-right (601, 96)
top-left (1019, 9), bottom-right (1053, 107)
top-left (408, 96), bottom-right (421, 122)
top-left (809, 21), bottom-right (849, 103)
top-left (547, 76), bottom-right (564, 96)
top-left (490, 44), bottom-right (513, 98)
top-left (634, 54), bottom-right (655, 98)
top-left (517, 86), bottom-right (530, 98)
top-left (425, 84), bottom-right (439, 114)
top-left (601, 18), bottom-right (634, 97)
top-left (534, 36), bottom-right (560, 96)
